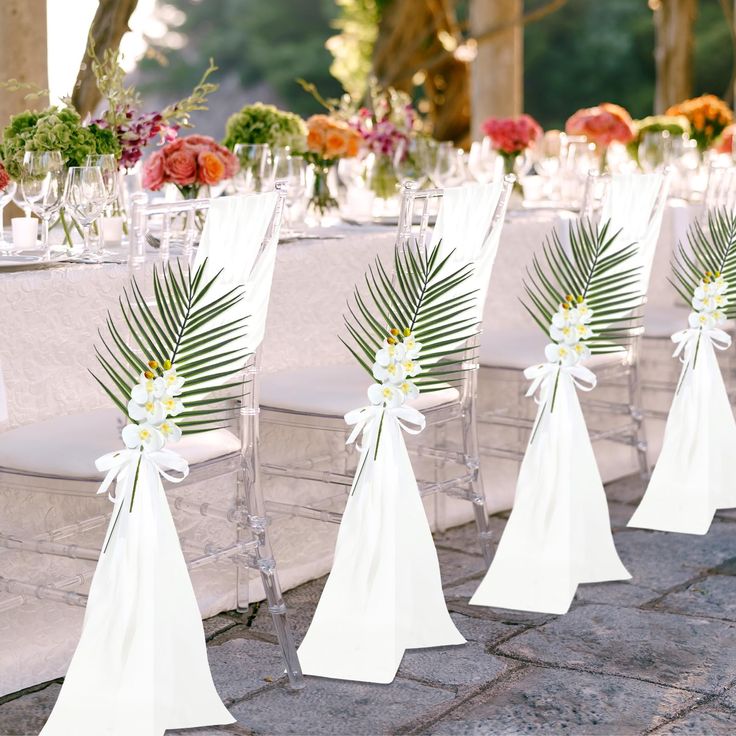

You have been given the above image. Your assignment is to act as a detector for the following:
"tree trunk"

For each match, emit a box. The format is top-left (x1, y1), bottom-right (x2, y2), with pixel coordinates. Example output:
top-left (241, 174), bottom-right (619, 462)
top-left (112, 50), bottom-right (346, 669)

top-left (470, 0), bottom-right (524, 139)
top-left (653, 0), bottom-right (697, 112)
top-left (71, 0), bottom-right (139, 119)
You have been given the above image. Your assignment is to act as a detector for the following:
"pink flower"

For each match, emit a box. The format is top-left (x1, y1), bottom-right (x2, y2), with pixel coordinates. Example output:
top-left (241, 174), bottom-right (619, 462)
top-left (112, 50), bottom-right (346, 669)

top-left (565, 103), bottom-right (635, 147)
top-left (164, 148), bottom-right (197, 186)
top-left (142, 150), bottom-right (165, 191)
top-left (481, 114), bottom-right (542, 155)
top-left (717, 124), bottom-right (736, 154)
top-left (0, 162), bottom-right (10, 192)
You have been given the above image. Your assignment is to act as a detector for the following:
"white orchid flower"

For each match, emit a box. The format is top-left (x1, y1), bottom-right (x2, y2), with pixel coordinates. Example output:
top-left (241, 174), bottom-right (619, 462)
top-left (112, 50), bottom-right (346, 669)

top-left (544, 342), bottom-right (578, 367)
top-left (122, 422), bottom-right (165, 452)
top-left (714, 293), bottom-right (728, 308)
top-left (693, 294), bottom-right (716, 312)
top-left (573, 342), bottom-right (591, 361)
top-left (367, 382), bottom-right (405, 408)
top-left (398, 380), bottom-right (419, 401)
top-left (575, 302), bottom-right (593, 323)
top-left (689, 311), bottom-right (715, 330)
top-left (564, 307), bottom-right (582, 326)
top-left (713, 276), bottom-right (728, 294)
top-left (712, 309), bottom-right (727, 325)
top-left (375, 340), bottom-right (407, 367)
top-left (162, 366), bottom-right (185, 396)
top-left (550, 323), bottom-right (578, 345)
top-left (127, 396), bottom-right (166, 425)
top-left (551, 310), bottom-right (569, 329)
top-left (401, 357), bottom-right (422, 377)
top-left (159, 419), bottom-right (182, 444)
top-left (574, 323), bottom-right (594, 341)
top-left (402, 333), bottom-right (422, 358)
top-left (131, 373), bottom-right (166, 404)
top-left (161, 394), bottom-right (185, 417)
top-left (372, 359), bottom-right (407, 384)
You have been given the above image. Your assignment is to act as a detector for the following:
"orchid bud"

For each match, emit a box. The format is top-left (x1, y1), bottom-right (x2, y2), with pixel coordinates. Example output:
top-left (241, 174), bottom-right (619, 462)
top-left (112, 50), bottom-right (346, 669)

top-left (390, 328), bottom-right (399, 336)
top-left (163, 359), bottom-right (172, 370)
top-left (403, 328), bottom-right (411, 337)
top-left (144, 370), bottom-right (155, 380)
top-left (387, 337), bottom-right (397, 345)
top-left (148, 360), bottom-right (158, 370)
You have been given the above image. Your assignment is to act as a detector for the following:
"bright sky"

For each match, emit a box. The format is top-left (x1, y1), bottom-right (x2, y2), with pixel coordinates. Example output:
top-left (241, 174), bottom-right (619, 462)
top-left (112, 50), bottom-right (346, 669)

top-left (46, 0), bottom-right (160, 106)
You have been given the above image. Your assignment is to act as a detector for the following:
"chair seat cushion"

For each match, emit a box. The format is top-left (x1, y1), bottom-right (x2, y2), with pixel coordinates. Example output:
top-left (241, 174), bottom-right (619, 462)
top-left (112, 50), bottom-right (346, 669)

top-left (479, 329), bottom-right (627, 371)
top-left (260, 363), bottom-right (460, 417)
top-left (0, 407), bottom-right (240, 480)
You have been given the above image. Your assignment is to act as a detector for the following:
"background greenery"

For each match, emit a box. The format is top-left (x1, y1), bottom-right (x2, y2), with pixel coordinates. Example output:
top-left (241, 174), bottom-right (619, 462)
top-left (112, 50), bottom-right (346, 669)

top-left (135, 0), bottom-right (733, 137)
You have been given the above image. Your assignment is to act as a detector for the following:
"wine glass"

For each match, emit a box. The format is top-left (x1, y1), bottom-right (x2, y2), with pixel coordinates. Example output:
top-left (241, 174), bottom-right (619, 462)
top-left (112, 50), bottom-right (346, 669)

top-left (275, 153), bottom-right (307, 233)
top-left (468, 137), bottom-right (500, 183)
top-left (393, 137), bottom-right (433, 188)
top-left (63, 166), bottom-right (108, 262)
top-left (432, 142), bottom-right (465, 187)
top-left (638, 130), bottom-right (672, 173)
top-left (20, 150), bottom-right (64, 253)
top-left (233, 144), bottom-right (275, 193)
top-left (85, 154), bottom-right (119, 209)
top-left (0, 178), bottom-right (17, 255)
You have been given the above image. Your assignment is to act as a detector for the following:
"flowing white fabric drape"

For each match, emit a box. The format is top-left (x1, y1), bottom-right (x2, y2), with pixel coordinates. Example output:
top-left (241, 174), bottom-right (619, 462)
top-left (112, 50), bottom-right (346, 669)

top-left (470, 366), bottom-right (631, 614)
top-left (628, 329), bottom-right (736, 534)
top-left (42, 194), bottom-right (278, 736)
top-left (298, 184), bottom-right (508, 682)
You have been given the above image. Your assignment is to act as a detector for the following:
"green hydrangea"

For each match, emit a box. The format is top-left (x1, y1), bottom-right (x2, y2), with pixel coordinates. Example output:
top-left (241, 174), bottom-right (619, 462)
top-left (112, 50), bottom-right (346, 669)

top-left (1, 106), bottom-right (120, 179)
top-left (223, 102), bottom-right (307, 152)
top-left (627, 115), bottom-right (691, 165)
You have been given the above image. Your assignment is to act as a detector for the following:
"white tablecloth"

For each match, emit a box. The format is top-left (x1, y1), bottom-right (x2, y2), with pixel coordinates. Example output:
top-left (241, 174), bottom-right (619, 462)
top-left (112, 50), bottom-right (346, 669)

top-left (0, 203), bottom-right (692, 695)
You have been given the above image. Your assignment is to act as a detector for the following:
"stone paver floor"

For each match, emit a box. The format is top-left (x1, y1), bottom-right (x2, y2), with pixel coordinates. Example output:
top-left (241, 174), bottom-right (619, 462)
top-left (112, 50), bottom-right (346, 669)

top-left (2, 475), bottom-right (736, 735)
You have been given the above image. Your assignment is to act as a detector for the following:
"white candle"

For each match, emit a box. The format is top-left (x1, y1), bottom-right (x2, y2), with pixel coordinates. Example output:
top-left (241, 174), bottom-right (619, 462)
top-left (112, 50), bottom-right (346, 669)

top-left (11, 217), bottom-right (39, 251)
top-left (101, 216), bottom-right (124, 245)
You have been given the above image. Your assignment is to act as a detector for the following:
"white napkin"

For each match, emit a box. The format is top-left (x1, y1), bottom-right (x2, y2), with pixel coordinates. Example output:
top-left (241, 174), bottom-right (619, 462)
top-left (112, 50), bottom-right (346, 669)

top-left (470, 370), bottom-right (630, 615)
top-left (40, 455), bottom-right (233, 735)
top-left (628, 334), bottom-right (736, 534)
top-left (297, 407), bottom-right (465, 682)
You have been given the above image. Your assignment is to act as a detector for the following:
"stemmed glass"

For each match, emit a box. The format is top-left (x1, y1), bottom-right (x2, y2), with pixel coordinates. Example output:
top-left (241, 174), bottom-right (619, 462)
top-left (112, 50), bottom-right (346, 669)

top-left (20, 151), bottom-right (64, 254)
top-left (64, 166), bottom-right (108, 262)
top-left (393, 137), bottom-right (433, 187)
top-left (0, 178), bottom-right (17, 255)
top-left (468, 137), bottom-right (500, 183)
top-left (274, 153), bottom-right (307, 233)
top-left (86, 153), bottom-right (120, 248)
top-left (432, 142), bottom-right (466, 187)
top-left (638, 130), bottom-right (672, 173)
top-left (233, 144), bottom-right (275, 193)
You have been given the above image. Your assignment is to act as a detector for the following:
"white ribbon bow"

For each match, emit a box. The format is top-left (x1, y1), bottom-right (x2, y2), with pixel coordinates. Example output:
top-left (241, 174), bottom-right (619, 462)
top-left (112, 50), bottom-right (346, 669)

top-left (344, 403), bottom-right (426, 450)
top-left (523, 361), bottom-right (597, 403)
top-left (671, 327), bottom-right (731, 363)
top-left (95, 447), bottom-right (190, 503)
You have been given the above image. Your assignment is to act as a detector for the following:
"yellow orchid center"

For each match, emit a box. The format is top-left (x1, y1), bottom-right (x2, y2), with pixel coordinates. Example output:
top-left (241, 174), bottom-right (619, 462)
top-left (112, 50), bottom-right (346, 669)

top-left (382, 386), bottom-right (393, 398)
top-left (139, 428), bottom-right (150, 440)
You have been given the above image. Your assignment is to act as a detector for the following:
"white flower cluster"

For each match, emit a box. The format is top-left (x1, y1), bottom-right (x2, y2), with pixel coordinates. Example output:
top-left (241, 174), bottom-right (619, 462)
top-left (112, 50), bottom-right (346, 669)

top-left (368, 328), bottom-right (423, 408)
top-left (689, 272), bottom-right (728, 330)
top-left (544, 294), bottom-right (595, 367)
top-left (122, 360), bottom-right (185, 452)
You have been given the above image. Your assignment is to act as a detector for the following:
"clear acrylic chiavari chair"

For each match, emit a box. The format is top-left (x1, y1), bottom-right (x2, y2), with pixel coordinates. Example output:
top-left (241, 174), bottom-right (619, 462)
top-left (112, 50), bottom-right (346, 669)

top-left (0, 189), bottom-right (304, 689)
top-left (479, 171), bottom-right (671, 480)
top-left (260, 177), bottom-right (514, 566)
top-left (703, 159), bottom-right (736, 212)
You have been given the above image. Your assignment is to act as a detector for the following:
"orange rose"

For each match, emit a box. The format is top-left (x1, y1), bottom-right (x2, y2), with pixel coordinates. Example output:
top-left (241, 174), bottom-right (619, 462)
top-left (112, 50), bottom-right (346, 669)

top-left (325, 128), bottom-right (347, 157)
top-left (198, 151), bottom-right (226, 185)
top-left (345, 132), bottom-right (361, 158)
top-left (307, 127), bottom-right (325, 153)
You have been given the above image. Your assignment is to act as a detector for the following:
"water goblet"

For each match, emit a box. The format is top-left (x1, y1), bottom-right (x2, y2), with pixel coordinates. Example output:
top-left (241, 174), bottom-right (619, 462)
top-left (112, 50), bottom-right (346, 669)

top-left (20, 150), bottom-right (64, 254)
top-left (468, 137), bottom-right (500, 183)
top-left (638, 130), bottom-right (672, 173)
top-left (275, 153), bottom-right (307, 233)
top-left (63, 166), bottom-right (108, 262)
top-left (233, 144), bottom-right (275, 193)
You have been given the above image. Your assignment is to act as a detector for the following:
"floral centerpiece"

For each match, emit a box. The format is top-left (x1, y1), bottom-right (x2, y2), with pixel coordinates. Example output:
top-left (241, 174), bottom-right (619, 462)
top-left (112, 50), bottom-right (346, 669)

top-left (565, 102), bottom-right (635, 171)
top-left (303, 114), bottom-right (361, 216)
top-left (626, 114), bottom-right (691, 167)
top-left (142, 134), bottom-right (239, 199)
top-left (666, 94), bottom-right (733, 153)
top-left (481, 114), bottom-right (542, 196)
top-left (716, 124), bottom-right (736, 155)
top-left (223, 102), bottom-right (307, 152)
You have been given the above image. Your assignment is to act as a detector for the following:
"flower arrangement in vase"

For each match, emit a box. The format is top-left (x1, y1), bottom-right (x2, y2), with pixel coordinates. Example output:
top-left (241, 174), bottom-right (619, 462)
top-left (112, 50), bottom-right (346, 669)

top-left (626, 114), bottom-right (690, 168)
top-left (565, 103), bottom-right (635, 172)
top-left (222, 102), bottom-right (307, 152)
top-left (303, 114), bottom-right (362, 217)
top-left (666, 94), bottom-right (733, 154)
top-left (481, 114), bottom-right (542, 176)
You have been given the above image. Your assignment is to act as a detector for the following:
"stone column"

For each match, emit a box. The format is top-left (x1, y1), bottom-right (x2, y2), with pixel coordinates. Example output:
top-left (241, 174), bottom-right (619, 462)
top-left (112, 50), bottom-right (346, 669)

top-left (469, 0), bottom-right (523, 139)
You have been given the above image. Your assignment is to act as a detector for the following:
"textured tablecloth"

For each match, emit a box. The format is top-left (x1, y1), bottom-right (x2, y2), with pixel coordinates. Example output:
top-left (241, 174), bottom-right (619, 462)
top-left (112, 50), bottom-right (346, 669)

top-left (0, 203), bottom-right (692, 696)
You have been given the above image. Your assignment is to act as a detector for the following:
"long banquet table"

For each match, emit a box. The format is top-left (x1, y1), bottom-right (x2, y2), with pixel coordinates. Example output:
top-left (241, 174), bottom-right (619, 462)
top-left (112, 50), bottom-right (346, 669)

top-left (0, 203), bottom-right (692, 695)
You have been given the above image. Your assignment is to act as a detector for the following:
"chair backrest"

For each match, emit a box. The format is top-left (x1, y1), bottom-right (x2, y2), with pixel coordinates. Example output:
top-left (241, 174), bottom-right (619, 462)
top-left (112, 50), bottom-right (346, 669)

top-left (396, 176), bottom-right (515, 321)
top-left (704, 159), bottom-right (736, 211)
top-left (129, 192), bottom-right (213, 265)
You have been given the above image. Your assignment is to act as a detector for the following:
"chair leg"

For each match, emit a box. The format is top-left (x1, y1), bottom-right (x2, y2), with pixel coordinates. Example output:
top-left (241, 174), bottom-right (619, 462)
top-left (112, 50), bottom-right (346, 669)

top-left (462, 395), bottom-right (494, 567)
top-left (628, 362), bottom-right (650, 482)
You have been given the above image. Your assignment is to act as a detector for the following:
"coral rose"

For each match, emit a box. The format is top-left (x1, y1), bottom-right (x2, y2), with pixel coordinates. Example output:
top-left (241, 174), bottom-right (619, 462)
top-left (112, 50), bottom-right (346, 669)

top-left (142, 150), bottom-right (166, 191)
top-left (198, 151), bottom-right (226, 185)
top-left (164, 148), bottom-right (197, 186)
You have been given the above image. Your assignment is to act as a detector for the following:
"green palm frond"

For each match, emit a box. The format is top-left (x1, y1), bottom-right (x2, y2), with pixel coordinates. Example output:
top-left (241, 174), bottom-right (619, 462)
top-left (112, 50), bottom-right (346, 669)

top-left (671, 209), bottom-right (736, 314)
top-left (342, 239), bottom-right (477, 391)
top-left (92, 258), bottom-right (249, 434)
top-left (522, 218), bottom-right (644, 352)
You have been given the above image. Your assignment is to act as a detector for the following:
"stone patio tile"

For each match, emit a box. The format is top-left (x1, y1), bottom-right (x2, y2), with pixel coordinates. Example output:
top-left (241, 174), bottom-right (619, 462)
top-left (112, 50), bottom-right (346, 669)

top-left (204, 614), bottom-right (239, 640)
top-left (437, 549), bottom-right (487, 589)
top-left (613, 524), bottom-right (736, 592)
top-left (207, 635), bottom-right (286, 704)
top-left (228, 676), bottom-right (455, 735)
top-left (608, 501), bottom-right (640, 528)
top-left (434, 516), bottom-right (506, 554)
top-left (167, 725), bottom-right (252, 736)
top-left (650, 704), bottom-right (736, 734)
top-left (448, 613), bottom-right (520, 644)
top-left (0, 684), bottom-right (60, 736)
top-left (605, 475), bottom-right (646, 505)
top-left (497, 604), bottom-right (736, 694)
top-left (574, 580), bottom-right (662, 607)
top-left (656, 576), bottom-right (736, 622)
top-left (426, 665), bottom-right (696, 735)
